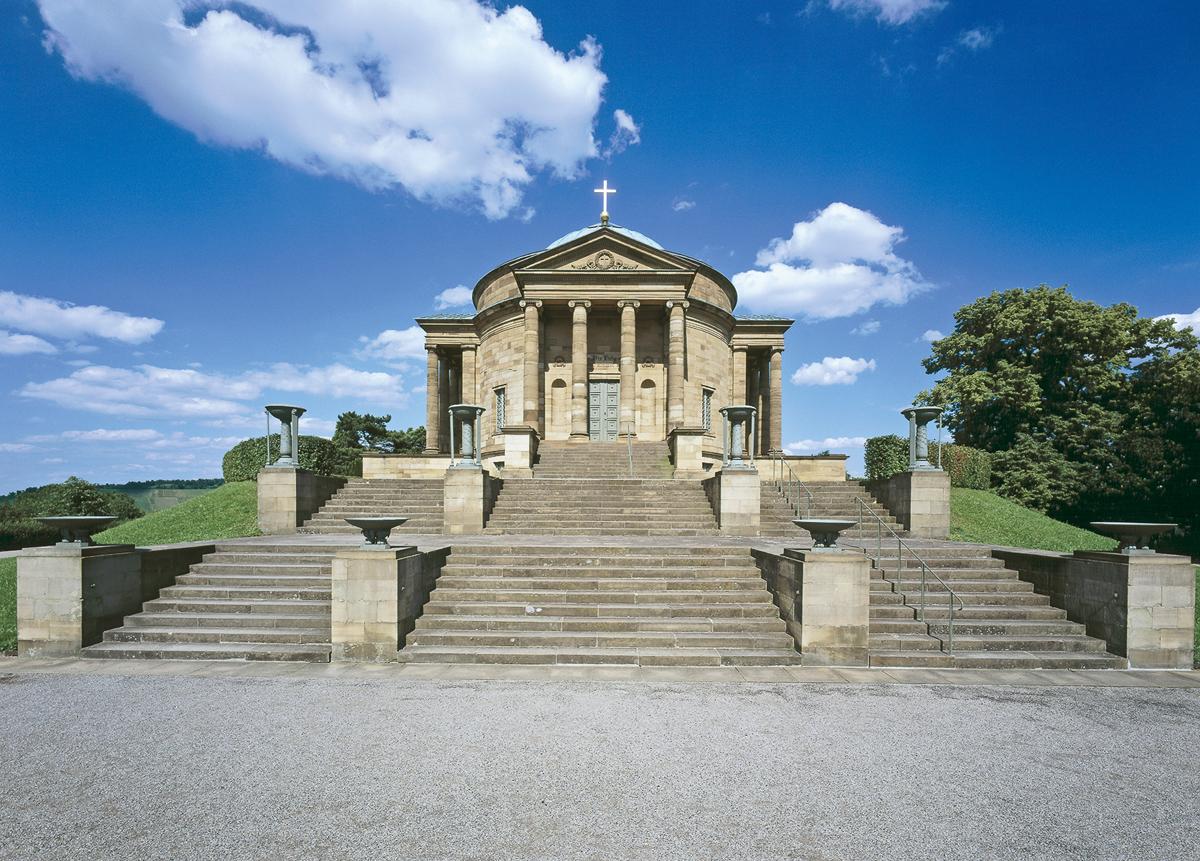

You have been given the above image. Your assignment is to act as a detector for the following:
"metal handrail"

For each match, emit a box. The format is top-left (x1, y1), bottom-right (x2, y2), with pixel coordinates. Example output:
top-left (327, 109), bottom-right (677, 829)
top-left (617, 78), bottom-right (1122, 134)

top-left (769, 453), bottom-right (815, 518)
top-left (853, 497), bottom-right (964, 654)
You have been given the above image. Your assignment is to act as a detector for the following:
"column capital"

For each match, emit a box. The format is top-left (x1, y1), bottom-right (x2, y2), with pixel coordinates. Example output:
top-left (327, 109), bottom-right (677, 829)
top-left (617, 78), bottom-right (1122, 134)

top-left (731, 344), bottom-right (748, 354)
top-left (518, 299), bottom-right (543, 310)
top-left (567, 299), bottom-right (592, 310)
top-left (617, 299), bottom-right (641, 309)
top-left (770, 345), bottom-right (785, 355)
top-left (665, 300), bottom-right (690, 311)
top-left (426, 345), bottom-right (439, 354)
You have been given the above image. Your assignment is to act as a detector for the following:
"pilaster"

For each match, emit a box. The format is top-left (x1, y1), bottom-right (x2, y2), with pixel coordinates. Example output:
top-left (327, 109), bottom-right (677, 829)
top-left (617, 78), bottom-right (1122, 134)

top-left (568, 299), bottom-right (591, 440)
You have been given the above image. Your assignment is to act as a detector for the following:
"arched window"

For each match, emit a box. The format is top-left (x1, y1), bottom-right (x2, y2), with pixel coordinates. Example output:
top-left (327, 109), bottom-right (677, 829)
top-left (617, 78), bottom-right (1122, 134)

top-left (638, 379), bottom-right (657, 436)
top-left (551, 378), bottom-right (569, 434)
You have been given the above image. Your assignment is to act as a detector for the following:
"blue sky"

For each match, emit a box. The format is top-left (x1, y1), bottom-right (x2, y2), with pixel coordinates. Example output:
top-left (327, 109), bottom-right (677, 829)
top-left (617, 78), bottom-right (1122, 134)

top-left (1, 0), bottom-right (1198, 491)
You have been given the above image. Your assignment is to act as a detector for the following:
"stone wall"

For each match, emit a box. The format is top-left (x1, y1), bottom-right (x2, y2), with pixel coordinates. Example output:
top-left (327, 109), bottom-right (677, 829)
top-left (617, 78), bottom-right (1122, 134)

top-left (866, 470), bottom-right (949, 539)
top-left (362, 454), bottom-right (452, 480)
top-left (257, 468), bottom-right (346, 534)
top-left (994, 548), bottom-right (1195, 669)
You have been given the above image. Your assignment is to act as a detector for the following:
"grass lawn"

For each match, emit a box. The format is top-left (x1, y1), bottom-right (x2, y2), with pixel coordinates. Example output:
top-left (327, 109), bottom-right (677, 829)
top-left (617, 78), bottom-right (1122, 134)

top-left (0, 557), bottom-right (14, 654)
top-left (950, 487), bottom-right (1117, 553)
top-left (93, 480), bottom-right (260, 545)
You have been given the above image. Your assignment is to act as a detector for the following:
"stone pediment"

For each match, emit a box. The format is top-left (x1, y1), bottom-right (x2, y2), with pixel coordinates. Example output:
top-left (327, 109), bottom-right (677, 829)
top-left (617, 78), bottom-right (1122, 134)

top-left (518, 230), bottom-right (695, 275)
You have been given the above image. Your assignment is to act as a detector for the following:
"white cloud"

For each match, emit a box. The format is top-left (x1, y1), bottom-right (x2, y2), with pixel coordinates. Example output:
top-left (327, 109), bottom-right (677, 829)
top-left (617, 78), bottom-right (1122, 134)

top-left (605, 108), bottom-right (641, 157)
top-left (0, 290), bottom-right (163, 344)
top-left (826, 0), bottom-right (946, 26)
top-left (791, 356), bottom-right (876, 386)
top-left (1157, 307), bottom-right (1200, 333)
top-left (672, 199), bottom-right (696, 212)
top-left (732, 202), bottom-right (932, 319)
top-left (921, 329), bottom-right (944, 342)
top-left (0, 443), bottom-right (35, 453)
top-left (0, 329), bottom-right (57, 355)
top-left (356, 326), bottom-right (426, 366)
top-left (785, 436), bottom-right (868, 453)
top-left (60, 428), bottom-right (163, 442)
top-left (851, 320), bottom-right (880, 335)
top-left (19, 361), bottom-right (407, 417)
top-left (938, 25), bottom-right (999, 65)
top-left (38, 0), bottom-right (612, 219)
top-left (433, 286), bottom-right (473, 310)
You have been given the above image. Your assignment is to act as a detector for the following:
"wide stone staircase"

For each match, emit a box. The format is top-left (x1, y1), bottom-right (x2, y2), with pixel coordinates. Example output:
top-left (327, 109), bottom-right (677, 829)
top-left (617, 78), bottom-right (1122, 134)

top-left (401, 544), bottom-right (801, 666)
top-left (532, 440), bottom-right (674, 478)
top-left (760, 480), bottom-right (902, 539)
top-left (301, 478), bottom-right (444, 534)
top-left (866, 544), bottom-right (1126, 669)
top-left (82, 542), bottom-right (337, 661)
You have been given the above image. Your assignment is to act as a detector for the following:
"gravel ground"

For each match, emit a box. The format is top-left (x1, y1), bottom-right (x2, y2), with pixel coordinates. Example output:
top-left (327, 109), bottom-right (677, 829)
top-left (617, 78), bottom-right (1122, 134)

top-left (1, 672), bottom-right (1198, 861)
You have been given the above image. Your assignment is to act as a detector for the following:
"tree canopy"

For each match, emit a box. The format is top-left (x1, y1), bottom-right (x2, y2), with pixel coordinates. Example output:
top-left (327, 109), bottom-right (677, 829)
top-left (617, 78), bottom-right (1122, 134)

top-left (332, 412), bottom-right (424, 455)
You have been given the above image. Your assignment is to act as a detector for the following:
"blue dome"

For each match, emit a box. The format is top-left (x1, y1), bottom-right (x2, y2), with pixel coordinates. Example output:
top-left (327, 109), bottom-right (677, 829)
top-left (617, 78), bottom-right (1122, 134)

top-left (547, 222), bottom-right (663, 251)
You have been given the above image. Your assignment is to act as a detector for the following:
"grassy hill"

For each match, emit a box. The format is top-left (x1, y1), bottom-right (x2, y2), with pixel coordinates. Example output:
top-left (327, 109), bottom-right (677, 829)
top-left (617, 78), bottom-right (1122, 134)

top-left (93, 481), bottom-right (259, 545)
top-left (950, 487), bottom-right (1117, 552)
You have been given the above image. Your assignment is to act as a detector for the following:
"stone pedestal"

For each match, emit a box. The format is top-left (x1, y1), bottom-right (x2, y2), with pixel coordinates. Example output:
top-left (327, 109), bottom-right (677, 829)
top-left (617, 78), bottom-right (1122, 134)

top-left (785, 549), bottom-right (870, 667)
top-left (668, 427), bottom-right (707, 479)
top-left (867, 470), bottom-right (950, 539)
top-left (994, 548), bottom-right (1196, 669)
top-left (331, 546), bottom-right (422, 662)
top-left (257, 467), bottom-right (346, 535)
top-left (707, 468), bottom-right (760, 536)
top-left (501, 426), bottom-right (539, 478)
top-left (444, 466), bottom-right (486, 534)
top-left (17, 543), bottom-right (139, 657)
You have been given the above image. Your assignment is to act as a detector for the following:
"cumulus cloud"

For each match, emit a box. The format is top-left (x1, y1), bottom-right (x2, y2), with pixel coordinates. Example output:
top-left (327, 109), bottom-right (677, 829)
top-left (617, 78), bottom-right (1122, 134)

top-left (938, 25), bottom-right (999, 65)
top-left (0, 291), bottom-right (163, 344)
top-left (434, 286), bottom-right (473, 310)
top-left (1157, 307), bottom-right (1200, 333)
top-left (921, 329), bottom-right (944, 342)
top-left (19, 361), bottom-right (407, 417)
top-left (0, 329), bottom-right (57, 355)
top-left (37, 0), bottom-right (614, 219)
top-left (791, 356), bottom-right (876, 386)
top-left (356, 326), bottom-right (426, 366)
top-left (605, 108), bottom-right (641, 157)
top-left (785, 436), bottom-right (867, 453)
top-left (851, 320), bottom-right (881, 335)
top-left (732, 202), bottom-right (932, 319)
top-left (60, 428), bottom-right (163, 442)
top-left (825, 0), bottom-right (946, 26)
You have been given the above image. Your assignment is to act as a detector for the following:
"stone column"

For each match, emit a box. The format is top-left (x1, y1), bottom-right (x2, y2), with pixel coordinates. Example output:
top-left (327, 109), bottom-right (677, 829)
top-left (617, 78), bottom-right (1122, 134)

top-left (746, 352), bottom-right (760, 457)
top-left (438, 352), bottom-right (453, 452)
top-left (732, 345), bottom-right (747, 407)
top-left (519, 300), bottom-right (542, 430)
top-left (666, 300), bottom-right (688, 430)
top-left (618, 300), bottom-right (639, 436)
top-left (460, 345), bottom-right (477, 407)
top-left (768, 347), bottom-right (784, 455)
top-left (568, 300), bottom-right (591, 440)
top-left (757, 355), bottom-right (769, 456)
top-left (423, 347), bottom-right (440, 453)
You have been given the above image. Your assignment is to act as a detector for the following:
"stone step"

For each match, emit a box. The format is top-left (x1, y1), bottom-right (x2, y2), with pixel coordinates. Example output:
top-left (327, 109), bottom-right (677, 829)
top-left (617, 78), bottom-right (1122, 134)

top-left (177, 574), bottom-right (331, 588)
top-left (870, 591), bottom-right (1052, 607)
top-left (870, 578), bottom-right (1034, 593)
top-left (446, 545), bottom-right (750, 558)
top-left (157, 585), bottom-right (332, 601)
top-left (442, 555), bottom-right (756, 569)
top-left (869, 633), bottom-right (1108, 652)
top-left (103, 625), bottom-right (329, 644)
top-left (870, 618), bottom-right (1085, 636)
top-left (438, 565), bottom-right (763, 578)
top-left (81, 641), bottom-right (331, 662)
top-left (125, 611), bottom-right (331, 628)
top-left (201, 553), bottom-right (336, 565)
top-left (142, 597), bottom-right (330, 615)
top-left (423, 600), bottom-right (780, 618)
top-left (429, 587), bottom-right (772, 604)
top-left (188, 562), bottom-right (331, 575)
top-left (870, 604), bottom-right (1069, 621)
top-left (483, 527), bottom-right (721, 536)
top-left (434, 576), bottom-right (766, 592)
top-left (869, 650), bottom-right (1128, 670)
top-left (413, 614), bottom-right (787, 633)
top-left (401, 644), bottom-right (800, 667)
top-left (869, 567), bottom-right (1019, 580)
top-left (409, 629), bottom-right (795, 650)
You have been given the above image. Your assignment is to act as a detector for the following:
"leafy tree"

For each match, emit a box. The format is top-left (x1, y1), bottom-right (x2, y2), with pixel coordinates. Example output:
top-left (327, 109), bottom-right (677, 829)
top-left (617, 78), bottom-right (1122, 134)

top-left (923, 285), bottom-right (1200, 530)
top-left (44, 476), bottom-right (143, 521)
top-left (333, 412), bottom-right (424, 454)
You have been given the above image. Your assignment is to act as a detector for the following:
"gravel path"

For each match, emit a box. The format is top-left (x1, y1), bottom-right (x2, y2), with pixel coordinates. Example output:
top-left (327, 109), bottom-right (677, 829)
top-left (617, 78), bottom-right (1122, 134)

top-left (2, 672), bottom-right (1198, 860)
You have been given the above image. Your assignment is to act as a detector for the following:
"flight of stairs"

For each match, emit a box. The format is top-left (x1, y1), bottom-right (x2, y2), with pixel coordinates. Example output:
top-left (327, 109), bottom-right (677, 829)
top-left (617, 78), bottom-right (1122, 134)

top-left (301, 478), bottom-right (444, 534)
top-left (82, 543), bottom-right (337, 661)
top-left (402, 544), bottom-right (801, 666)
top-left (532, 440), bottom-right (674, 478)
top-left (760, 480), bottom-right (902, 539)
top-left (485, 479), bottom-right (718, 535)
top-left (867, 544), bottom-right (1126, 669)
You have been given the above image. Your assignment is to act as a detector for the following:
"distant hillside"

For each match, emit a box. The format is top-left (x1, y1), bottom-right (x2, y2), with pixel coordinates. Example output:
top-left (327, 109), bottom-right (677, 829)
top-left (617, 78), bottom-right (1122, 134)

top-left (2, 478), bottom-right (223, 513)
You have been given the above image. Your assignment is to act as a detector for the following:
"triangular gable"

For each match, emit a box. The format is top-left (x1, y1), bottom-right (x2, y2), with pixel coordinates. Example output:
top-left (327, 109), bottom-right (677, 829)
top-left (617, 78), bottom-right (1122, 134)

top-left (517, 228), bottom-right (694, 274)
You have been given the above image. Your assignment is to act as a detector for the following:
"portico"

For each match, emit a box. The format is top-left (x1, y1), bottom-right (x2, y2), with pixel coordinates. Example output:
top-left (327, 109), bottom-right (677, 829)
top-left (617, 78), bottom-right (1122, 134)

top-left (416, 219), bottom-right (793, 465)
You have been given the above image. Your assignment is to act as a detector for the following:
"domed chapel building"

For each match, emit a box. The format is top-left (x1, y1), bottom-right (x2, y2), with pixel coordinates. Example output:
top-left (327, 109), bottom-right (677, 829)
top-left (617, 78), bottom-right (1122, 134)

top-left (413, 217), bottom-right (792, 470)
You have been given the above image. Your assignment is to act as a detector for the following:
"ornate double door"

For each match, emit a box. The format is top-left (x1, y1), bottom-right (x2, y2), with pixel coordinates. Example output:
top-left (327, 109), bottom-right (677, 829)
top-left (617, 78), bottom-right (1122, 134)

top-left (588, 380), bottom-right (620, 441)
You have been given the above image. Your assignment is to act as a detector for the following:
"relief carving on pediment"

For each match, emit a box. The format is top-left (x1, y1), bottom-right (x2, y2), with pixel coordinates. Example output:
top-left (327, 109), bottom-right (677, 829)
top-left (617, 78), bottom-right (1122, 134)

top-left (571, 250), bottom-right (638, 271)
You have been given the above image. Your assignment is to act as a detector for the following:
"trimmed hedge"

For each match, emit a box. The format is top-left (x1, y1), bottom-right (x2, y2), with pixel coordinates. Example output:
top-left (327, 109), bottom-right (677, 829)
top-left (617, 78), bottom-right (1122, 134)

top-left (222, 434), bottom-right (362, 482)
top-left (864, 434), bottom-right (991, 489)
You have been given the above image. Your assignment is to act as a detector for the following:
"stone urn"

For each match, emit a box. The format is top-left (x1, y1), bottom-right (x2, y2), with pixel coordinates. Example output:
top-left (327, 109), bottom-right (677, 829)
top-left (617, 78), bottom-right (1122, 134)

top-left (900, 405), bottom-right (944, 470)
top-left (793, 518), bottom-right (858, 550)
top-left (719, 405), bottom-right (757, 470)
top-left (265, 404), bottom-right (306, 468)
top-left (1089, 522), bottom-right (1176, 555)
top-left (344, 517), bottom-right (408, 547)
top-left (37, 515), bottom-right (117, 546)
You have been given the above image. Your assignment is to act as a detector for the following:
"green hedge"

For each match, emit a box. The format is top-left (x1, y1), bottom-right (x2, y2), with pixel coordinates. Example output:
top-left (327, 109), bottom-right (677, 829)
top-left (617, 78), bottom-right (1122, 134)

top-left (222, 434), bottom-right (362, 482)
top-left (864, 434), bottom-right (991, 489)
